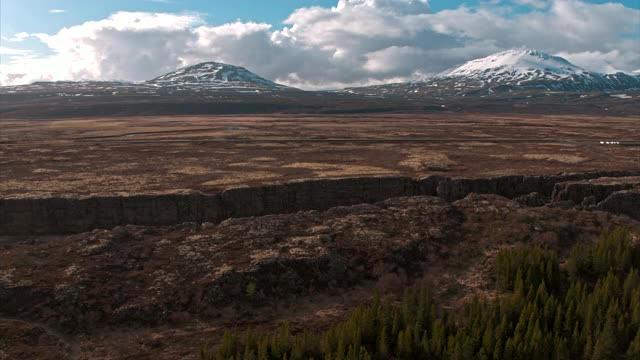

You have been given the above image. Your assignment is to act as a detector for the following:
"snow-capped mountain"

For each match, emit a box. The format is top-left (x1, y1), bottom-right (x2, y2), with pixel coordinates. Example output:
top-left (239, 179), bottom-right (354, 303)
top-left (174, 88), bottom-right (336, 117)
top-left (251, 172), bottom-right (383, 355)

top-left (439, 49), bottom-right (639, 91)
top-left (0, 61), bottom-right (295, 97)
top-left (2, 52), bottom-right (638, 106)
top-left (442, 49), bottom-right (586, 81)
top-left (344, 49), bottom-right (640, 97)
top-left (148, 62), bottom-right (290, 90)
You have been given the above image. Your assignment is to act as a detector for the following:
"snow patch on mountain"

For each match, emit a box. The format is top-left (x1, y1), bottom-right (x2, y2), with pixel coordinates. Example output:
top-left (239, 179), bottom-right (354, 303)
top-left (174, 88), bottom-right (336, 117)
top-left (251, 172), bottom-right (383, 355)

top-left (441, 49), bottom-right (588, 82)
top-left (0, 61), bottom-right (296, 97)
top-left (148, 62), bottom-right (286, 89)
top-left (342, 49), bottom-right (640, 97)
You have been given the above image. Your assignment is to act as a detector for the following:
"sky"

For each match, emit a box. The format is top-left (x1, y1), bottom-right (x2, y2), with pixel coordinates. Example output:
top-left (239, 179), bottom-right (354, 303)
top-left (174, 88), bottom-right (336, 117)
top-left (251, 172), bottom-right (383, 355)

top-left (1, 0), bottom-right (639, 88)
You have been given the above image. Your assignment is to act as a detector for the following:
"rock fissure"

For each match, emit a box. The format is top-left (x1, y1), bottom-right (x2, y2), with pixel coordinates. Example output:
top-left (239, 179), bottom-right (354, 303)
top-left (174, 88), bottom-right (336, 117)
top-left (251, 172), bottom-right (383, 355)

top-left (1, 170), bottom-right (638, 235)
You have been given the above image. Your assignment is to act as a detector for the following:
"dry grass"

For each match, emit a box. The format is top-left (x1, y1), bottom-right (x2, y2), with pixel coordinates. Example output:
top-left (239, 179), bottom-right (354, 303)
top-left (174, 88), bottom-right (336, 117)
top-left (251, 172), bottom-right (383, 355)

top-left (52, 157), bottom-right (71, 162)
top-left (320, 166), bottom-right (397, 178)
top-left (32, 168), bottom-right (60, 174)
top-left (399, 149), bottom-right (457, 172)
top-left (283, 162), bottom-right (337, 171)
top-left (461, 131), bottom-right (493, 138)
top-left (523, 153), bottom-right (589, 164)
top-left (50, 120), bottom-right (124, 128)
top-left (228, 162), bottom-right (272, 169)
top-left (458, 142), bottom-right (498, 147)
top-left (171, 166), bottom-right (213, 175)
top-left (490, 154), bottom-right (511, 160)
top-left (2, 113), bottom-right (637, 198)
top-left (456, 142), bottom-right (499, 151)
top-left (27, 149), bottom-right (52, 153)
top-left (283, 162), bottom-right (397, 177)
top-left (202, 171), bottom-right (281, 186)
top-left (233, 143), bottom-right (295, 148)
top-left (490, 153), bottom-right (589, 165)
top-left (481, 168), bottom-right (522, 176)
top-left (576, 176), bottom-right (640, 185)
top-left (250, 249), bottom-right (280, 264)
top-left (0, 173), bottom-right (168, 196)
top-left (106, 163), bottom-right (140, 172)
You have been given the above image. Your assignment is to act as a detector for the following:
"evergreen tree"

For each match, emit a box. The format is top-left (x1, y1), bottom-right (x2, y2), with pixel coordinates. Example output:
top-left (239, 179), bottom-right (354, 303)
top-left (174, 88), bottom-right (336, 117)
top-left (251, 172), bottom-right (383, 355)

top-left (628, 329), bottom-right (640, 359)
top-left (377, 325), bottom-right (389, 359)
top-left (592, 315), bottom-right (618, 360)
top-left (200, 227), bottom-right (639, 360)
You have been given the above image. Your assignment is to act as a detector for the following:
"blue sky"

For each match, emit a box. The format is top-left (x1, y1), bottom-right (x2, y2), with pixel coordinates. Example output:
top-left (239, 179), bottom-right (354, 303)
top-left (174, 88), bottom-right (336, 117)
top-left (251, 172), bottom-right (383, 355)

top-left (3, 0), bottom-right (637, 36)
top-left (1, 0), bottom-right (639, 87)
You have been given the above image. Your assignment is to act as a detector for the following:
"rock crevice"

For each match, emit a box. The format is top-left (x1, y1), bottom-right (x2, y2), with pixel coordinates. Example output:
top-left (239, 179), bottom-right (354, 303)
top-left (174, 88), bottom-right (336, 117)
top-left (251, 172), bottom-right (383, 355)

top-left (1, 171), bottom-right (638, 235)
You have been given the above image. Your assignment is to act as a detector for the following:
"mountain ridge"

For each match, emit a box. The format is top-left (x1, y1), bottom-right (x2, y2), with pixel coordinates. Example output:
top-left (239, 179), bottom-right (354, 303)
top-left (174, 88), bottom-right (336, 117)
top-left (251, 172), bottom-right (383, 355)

top-left (344, 49), bottom-right (640, 96)
top-left (440, 49), bottom-right (587, 80)
top-left (2, 51), bottom-right (639, 99)
top-left (147, 62), bottom-right (291, 89)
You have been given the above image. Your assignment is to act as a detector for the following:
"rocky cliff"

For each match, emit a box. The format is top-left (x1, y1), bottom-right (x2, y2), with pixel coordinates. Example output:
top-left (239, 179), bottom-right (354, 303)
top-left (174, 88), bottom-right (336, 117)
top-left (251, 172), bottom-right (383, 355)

top-left (597, 188), bottom-right (640, 217)
top-left (2, 194), bottom-right (638, 334)
top-left (1, 171), bottom-right (638, 235)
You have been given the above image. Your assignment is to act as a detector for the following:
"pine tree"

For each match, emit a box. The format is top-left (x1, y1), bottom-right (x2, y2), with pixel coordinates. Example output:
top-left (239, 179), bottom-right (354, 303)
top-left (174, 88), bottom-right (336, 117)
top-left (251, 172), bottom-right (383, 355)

top-left (377, 325), bottom-right (389, 358)
top-left (431, 319), bottom-right (445, 357)
top-left (257, 337), bottom-right (269, 360)
top-left (217, 331), bottom-right (237, 360)
top-left (503, 338), bottom-right (514, 360)
top-left (492, 338), bottom-right (503, 360)
top-left (553, 303), bottom-right (563, 335)
top-left (584, 335), bottom-right (594, 360)
top-left (552, 337), bottom-right (569, 360)
top-left (628, 329), bottom-right (640, 358)
top-left (482, 325), bottom-right (495, 357)
top-left (201, 227), bottom-right (640, 360)
top-left (592, 315), bottom-right (618, 360)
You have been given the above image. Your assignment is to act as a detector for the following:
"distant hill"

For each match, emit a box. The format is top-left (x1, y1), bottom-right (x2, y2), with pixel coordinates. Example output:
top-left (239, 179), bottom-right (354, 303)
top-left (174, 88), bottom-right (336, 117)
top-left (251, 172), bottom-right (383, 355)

top-left (1, 51), bottom-right (638, 118)
top-left (147, 62), bottom-right (293, 91)
top-left (344, 49), bottom-right (640, 97)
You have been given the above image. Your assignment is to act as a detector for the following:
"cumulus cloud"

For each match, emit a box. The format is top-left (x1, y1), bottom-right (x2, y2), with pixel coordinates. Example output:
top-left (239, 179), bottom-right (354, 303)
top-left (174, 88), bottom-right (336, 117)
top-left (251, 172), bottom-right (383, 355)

top-left (557, 49), bottom-right (637, 74)
top-left (1, 0), bottom-right (639, 88)
top-left (0, 46), bottom-right (33, 55)
top-left (513, 0), bottom-right (550, 8)
top-left (7, 32), bottom-right (31, 42)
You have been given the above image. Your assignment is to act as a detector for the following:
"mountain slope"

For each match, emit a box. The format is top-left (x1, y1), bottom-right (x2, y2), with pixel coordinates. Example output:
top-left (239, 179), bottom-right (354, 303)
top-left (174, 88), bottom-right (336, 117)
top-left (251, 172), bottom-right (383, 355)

top-left (442, 49), bottom-right (586, 81)
top-left (345, 49), bottom-right (640, 97)
top-left (440, 49), bottom-right (639, 91)
top-left (148, 62), bottom-right (290, 90)
top-left (0, 62), bottom-right (295, 98)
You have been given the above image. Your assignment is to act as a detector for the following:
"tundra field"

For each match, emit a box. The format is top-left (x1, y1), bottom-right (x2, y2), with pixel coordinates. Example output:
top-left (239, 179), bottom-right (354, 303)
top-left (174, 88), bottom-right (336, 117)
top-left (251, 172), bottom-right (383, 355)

top-left (1, 113), bottom-right (638, 198)
top-left (3, 2), bottom-right (640, 357)
top-left (1, 111), bottom-right (639, 359)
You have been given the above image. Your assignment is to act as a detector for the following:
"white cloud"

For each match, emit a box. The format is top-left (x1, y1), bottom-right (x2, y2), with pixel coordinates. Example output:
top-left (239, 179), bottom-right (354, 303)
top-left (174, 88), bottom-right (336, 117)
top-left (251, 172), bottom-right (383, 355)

top-left (514, 0), bottom-right (549, 8)
top-left (8, 32), bottom-right (30, 42)
top-left (49, 9), bottom-right (66, 14)
top-left (0, 46), bottom-right (34, 55)
top-left (558, 48), bottom-right (639, 74)
top-left (1, 0), bottom-right (639, 88)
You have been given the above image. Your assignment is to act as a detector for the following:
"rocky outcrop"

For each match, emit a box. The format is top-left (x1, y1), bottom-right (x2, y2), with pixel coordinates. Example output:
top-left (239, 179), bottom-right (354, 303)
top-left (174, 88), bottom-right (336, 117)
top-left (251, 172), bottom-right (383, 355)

top-left (2, 193), bottom-right (638, 333)
top-left (0, 177), bottom-right (424, 235)
top-left (514, 192), bottom-right (548, 207)
top-left (435, 171), bottom-right (638, 201)
top-left (0, 196), bottom-right (463, 330)
top-left (551, 177), bottom-right (640, 205)
top-left (1, 171), bottom-right (638, 235)
top-left (596, 188), bottom-right (640, 219)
